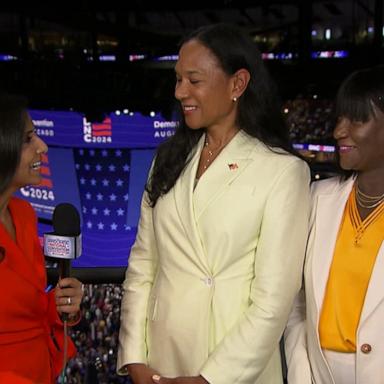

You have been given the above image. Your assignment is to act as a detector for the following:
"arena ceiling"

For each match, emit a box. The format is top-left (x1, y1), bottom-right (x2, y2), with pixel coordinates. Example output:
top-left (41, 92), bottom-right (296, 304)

top-left (0, 0), bottom-right (382, 115)
top-left (1, 0), bottom-right (379, 53)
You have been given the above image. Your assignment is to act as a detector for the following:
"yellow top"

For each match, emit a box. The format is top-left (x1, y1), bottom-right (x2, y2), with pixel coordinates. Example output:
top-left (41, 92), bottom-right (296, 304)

top-left (319, 185), bottom-right (384, 352)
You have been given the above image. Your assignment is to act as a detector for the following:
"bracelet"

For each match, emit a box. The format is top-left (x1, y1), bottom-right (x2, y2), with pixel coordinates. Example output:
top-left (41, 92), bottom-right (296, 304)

top-left (67, 311), bottom-right (81, 325)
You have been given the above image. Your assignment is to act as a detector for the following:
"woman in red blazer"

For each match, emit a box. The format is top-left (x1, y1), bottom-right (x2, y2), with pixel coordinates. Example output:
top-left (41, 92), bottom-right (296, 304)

top-left (0, 93), bottom-right (84, 383)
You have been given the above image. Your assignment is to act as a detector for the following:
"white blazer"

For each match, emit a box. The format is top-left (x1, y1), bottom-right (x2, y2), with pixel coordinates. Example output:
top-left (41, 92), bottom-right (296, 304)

top-left (118, 130), bottom-right (311, 383)
top-left (285, 176), bottom-right (384, 384)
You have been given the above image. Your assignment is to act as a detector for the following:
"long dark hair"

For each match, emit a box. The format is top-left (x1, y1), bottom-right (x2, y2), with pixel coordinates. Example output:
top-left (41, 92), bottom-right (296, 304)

top-left (333, 65), bottom-right (384, 179)
top-left (147, 23), bottom-right (296, 206)
top-left (0, 93), bottom-right (28, 195)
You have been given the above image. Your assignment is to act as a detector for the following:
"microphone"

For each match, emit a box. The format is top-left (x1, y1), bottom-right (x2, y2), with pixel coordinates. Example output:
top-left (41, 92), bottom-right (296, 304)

top-left (44, 203), bottom-right (82, 320)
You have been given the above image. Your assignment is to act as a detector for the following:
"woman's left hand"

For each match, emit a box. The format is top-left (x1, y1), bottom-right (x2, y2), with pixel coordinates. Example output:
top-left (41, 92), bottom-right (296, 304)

top-left (55, 277), bottom-right (83, 318)
top-left (152, 375), bottom-right (208, 384)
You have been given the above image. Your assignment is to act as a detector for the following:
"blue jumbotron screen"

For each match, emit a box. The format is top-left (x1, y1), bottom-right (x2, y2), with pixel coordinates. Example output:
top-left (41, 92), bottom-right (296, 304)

top-left (14, 110), bottom-right (176, 267)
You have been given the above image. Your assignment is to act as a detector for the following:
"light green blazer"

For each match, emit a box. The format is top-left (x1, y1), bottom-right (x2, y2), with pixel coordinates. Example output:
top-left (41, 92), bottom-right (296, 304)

top-left (117, 130), bottom-right (310, 383)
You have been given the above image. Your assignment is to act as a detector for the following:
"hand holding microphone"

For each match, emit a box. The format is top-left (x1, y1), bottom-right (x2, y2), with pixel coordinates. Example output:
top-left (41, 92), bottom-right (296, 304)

top-left (44, 203), bottom-right (84, 321)
top-left (55, 278), bottom-right (83, 321)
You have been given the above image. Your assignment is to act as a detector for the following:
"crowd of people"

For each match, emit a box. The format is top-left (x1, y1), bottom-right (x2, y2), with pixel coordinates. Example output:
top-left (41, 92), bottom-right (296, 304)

top-left (62, 284), bottom-right (130, 384)
top-left (285, 97), bottom-right (334, 143)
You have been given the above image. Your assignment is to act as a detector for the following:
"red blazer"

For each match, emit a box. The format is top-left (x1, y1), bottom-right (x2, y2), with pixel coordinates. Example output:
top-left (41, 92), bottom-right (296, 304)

top-left (0, 197), bottom-right (76, 383)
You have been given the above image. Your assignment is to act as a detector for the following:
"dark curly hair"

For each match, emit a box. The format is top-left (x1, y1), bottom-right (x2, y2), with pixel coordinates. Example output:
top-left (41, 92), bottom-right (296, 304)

top-left (146, 23), bottom-right (297, 206)
top-left (0, 92), bottom-right (28, 194)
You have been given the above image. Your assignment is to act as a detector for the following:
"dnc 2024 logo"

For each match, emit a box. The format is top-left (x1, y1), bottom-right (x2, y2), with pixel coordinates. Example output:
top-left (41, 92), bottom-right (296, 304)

top-left (83, 117), bottom-right (112, 144)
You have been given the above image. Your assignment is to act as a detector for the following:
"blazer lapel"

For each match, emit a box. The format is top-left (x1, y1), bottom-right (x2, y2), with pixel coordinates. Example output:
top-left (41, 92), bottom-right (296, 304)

top-left (359, 241), bottom-right (384, 326)
top-left (193, 130), bottom-right (254, 220)
top-left (173, 134), bottom-right (211, 274)
top-left (0, 226), bottom-right (45, 292)
top-left (312, 178), bottom-right (355, 312)
top-left (3, 198), bottom-right (46, 292)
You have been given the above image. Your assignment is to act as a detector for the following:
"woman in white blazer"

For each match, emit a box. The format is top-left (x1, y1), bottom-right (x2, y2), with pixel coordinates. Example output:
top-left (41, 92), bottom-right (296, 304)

top-left (117, 23), bottom-right (311, 384)
top-left (285, 65), bottom-right (384, 384)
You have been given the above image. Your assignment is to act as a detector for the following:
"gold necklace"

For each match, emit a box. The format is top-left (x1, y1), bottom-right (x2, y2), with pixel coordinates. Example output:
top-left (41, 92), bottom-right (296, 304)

top-left (202, 138), bottom-right (224, 170)
top-left (349, 186), bottom-right (384, 244)
top-left (356, 182), bottom-right (384, 209)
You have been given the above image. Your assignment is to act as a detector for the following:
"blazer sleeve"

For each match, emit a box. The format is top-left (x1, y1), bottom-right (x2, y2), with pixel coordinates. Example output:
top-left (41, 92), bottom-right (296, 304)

top-left (284, 179), bottom-right (325, 384)
top-left (46, 290), bottom-right (77, 378)
top-left (117, 190), bottom-right (158, 374)
top-left (284, 286), bottom-right (312, 383)
top-left (200, 159), bottom-right (311, 383)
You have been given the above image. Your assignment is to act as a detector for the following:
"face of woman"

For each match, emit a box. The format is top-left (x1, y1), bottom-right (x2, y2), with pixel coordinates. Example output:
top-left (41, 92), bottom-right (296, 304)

top-left (10, 113), bottom-right (48, 190)
top-left (333, 107), bottom-right (384, 173)
top-left (174, 39), bottom-right (237, 130)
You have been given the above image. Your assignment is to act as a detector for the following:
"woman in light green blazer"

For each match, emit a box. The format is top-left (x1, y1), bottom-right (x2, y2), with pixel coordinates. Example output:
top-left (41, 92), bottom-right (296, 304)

top-left (117, 23), bottom-right (311, 384)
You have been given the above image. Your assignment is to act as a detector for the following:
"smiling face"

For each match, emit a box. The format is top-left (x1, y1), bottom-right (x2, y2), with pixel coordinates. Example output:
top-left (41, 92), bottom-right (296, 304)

top-left (10, 113), bottom-right (48, 191)
top-left (334, 106), bottom-right (384, 173)
top-left (174, 39), bottom-right (238, 131)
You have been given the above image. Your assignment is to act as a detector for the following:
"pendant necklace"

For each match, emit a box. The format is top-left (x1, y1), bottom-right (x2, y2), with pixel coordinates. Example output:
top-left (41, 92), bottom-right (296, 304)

top-left (203, 137), bottom-right (224, 170)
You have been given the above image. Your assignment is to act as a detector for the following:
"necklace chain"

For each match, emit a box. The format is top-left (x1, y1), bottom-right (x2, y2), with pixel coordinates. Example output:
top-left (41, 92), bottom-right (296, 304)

top-left (202, 138), bottom-right (225, 170)
top-left (356, 182), bottom-right (384, 209)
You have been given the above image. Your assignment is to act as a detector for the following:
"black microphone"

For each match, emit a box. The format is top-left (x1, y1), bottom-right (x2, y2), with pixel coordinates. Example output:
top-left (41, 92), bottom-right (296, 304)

top-left (44, 203), bottom-right (82, 320)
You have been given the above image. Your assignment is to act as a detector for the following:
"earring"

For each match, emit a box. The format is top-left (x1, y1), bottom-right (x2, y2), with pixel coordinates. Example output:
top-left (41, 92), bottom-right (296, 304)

top-left (232, 97), bottom-right (237, 102)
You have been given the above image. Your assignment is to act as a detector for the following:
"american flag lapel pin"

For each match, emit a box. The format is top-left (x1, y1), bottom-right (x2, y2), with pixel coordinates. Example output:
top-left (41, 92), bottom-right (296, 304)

top-left (228, 163), bottom-right (238, 170)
